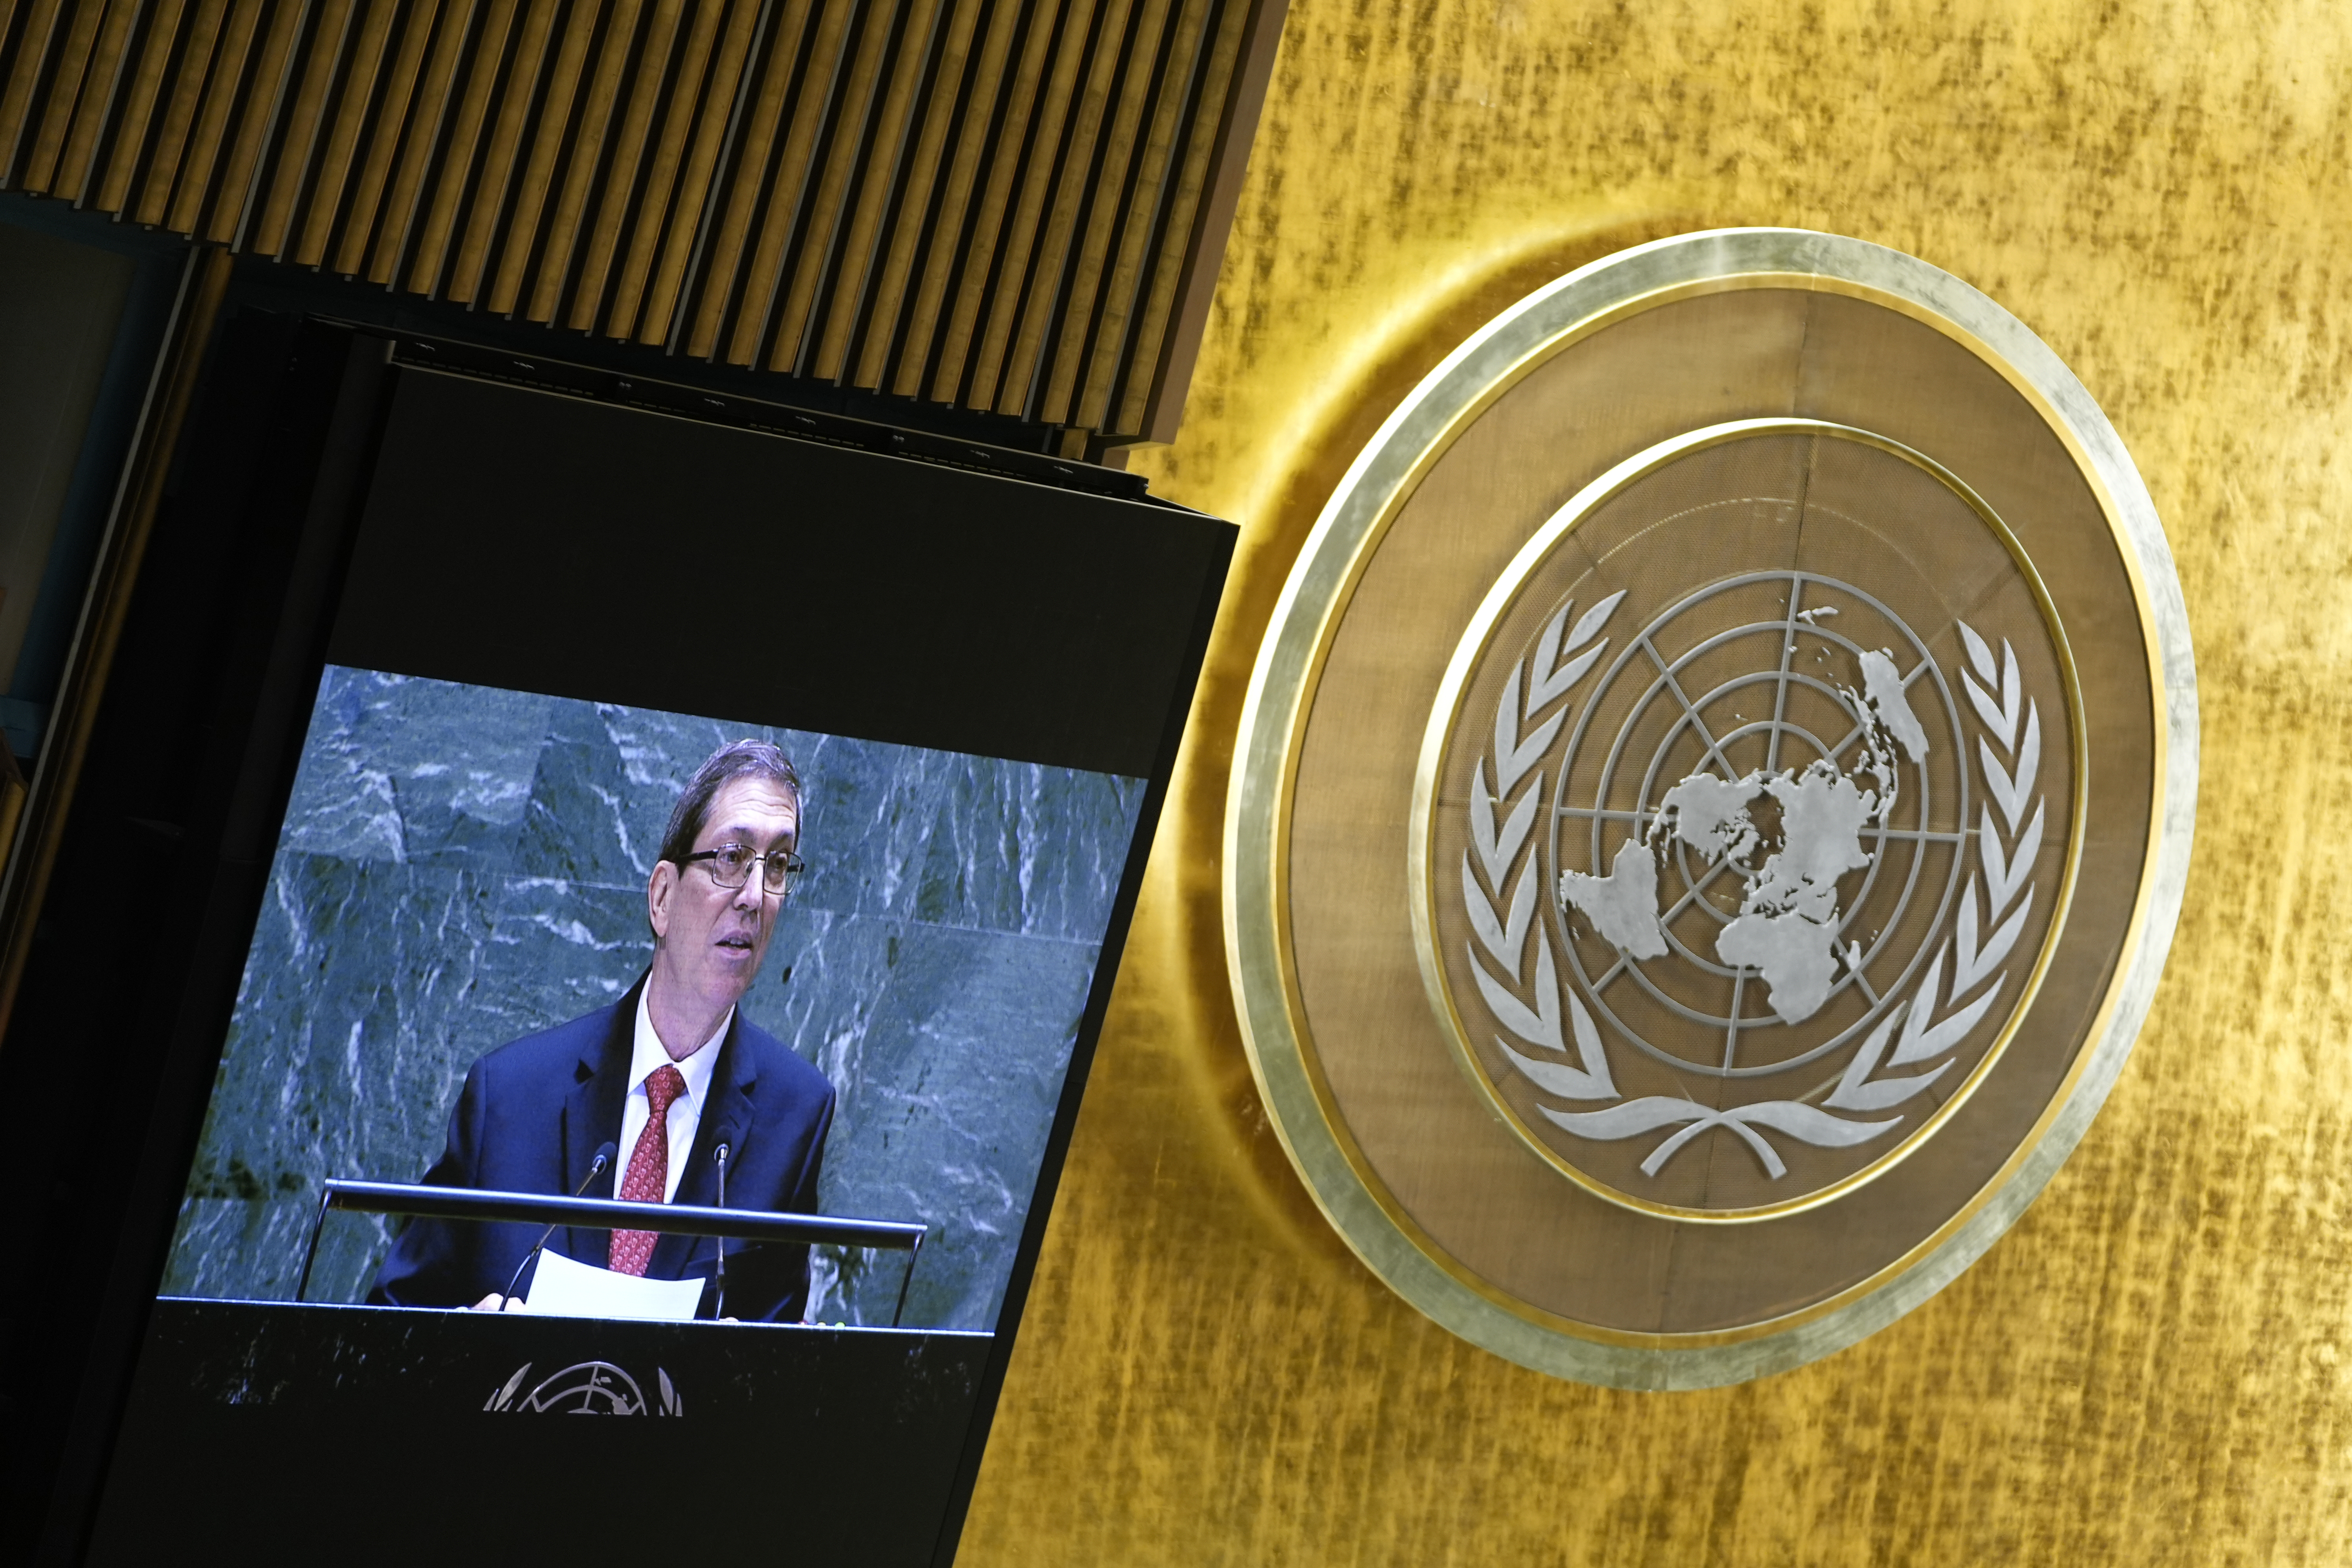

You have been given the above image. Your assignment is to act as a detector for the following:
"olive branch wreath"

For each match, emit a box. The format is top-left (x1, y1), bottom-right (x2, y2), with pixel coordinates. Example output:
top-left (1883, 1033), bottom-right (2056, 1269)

top-left (1462, 608), bottom-right (2043, 1180)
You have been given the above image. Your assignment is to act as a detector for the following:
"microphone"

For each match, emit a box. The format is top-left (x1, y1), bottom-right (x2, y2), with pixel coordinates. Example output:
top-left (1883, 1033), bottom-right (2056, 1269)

top-left (502, 1141), bottom-right (617, 1307)
top-left (711, 1142), bottom-right (731, 1321)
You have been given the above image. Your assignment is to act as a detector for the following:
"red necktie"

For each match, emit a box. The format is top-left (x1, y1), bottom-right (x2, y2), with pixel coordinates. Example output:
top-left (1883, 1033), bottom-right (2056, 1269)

top-left (610, 1064), bottom-right (686, 1276)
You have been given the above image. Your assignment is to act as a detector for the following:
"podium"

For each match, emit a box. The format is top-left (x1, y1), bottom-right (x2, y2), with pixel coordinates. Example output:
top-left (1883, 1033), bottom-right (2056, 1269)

top-left (87, 1299), bottom-right (991, 1565)
top-left (82, 1182), bottom-right (967, 1561)
top-left (298, 1178), bottom-right (929, 1323)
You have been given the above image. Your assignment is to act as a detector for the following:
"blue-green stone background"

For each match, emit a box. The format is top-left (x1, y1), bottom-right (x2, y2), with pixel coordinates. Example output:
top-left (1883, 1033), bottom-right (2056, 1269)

top-left (160, 666), bottom-right (1145, 1330)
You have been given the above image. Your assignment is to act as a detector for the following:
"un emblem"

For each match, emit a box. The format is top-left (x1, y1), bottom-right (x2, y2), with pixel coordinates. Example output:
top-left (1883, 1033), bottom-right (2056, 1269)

top-left (1418, 424), bottom-right (2076, 1219)
top-left (1229, 232), bottom-right (2194, 1386)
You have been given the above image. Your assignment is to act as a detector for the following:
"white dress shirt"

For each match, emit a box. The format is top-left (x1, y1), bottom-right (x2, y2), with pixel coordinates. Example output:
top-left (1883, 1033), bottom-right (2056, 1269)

top-left (615, 986), bottom-right (730, 1205)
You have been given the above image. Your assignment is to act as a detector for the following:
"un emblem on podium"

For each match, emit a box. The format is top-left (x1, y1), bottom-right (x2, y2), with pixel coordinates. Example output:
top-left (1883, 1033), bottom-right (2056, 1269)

top-left (485, 1360), bottom-right (685, 1416)
top-left (1227, 232), bottom-right (2195, 1386)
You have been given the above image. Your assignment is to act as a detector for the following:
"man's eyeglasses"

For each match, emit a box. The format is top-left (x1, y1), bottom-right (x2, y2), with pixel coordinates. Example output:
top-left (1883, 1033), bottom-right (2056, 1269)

top-left (681, 842), bottom-right (806, 897)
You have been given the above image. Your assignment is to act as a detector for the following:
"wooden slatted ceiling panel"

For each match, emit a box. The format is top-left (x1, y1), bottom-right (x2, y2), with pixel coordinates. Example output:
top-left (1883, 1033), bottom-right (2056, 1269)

top-left (0, 0), bottom-right (1276, 439)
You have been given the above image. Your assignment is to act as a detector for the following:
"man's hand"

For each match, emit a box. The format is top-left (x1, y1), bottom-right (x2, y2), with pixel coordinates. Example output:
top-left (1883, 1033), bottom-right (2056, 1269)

top-left (471, 1293), bottom-right (512, 1311)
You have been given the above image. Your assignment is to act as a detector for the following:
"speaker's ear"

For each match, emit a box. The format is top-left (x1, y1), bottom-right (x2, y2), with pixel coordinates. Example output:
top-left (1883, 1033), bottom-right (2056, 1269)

top-left (647, 857), bottom-right (679, 939)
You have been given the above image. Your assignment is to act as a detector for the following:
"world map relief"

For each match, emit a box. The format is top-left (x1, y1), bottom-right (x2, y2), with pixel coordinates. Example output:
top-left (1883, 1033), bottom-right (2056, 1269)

top-left (1558, 648), bottom-right (1931, 1026)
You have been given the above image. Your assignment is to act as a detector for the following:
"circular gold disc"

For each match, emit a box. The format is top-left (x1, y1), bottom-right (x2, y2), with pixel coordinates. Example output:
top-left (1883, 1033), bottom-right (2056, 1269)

top-left (1225, 230), bottom-right (2196, 1387)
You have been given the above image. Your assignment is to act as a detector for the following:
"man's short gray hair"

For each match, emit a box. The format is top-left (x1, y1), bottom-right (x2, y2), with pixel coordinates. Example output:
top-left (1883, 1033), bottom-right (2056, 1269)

top-left (658, 740), bottom-right (801, 867)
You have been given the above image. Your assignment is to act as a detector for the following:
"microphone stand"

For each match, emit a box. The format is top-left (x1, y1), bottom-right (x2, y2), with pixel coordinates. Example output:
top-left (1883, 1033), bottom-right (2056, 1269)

top-left (711, 1143), bottom-right (730, 1321)
top-left (501, 1146), bottom-right (615, 1307)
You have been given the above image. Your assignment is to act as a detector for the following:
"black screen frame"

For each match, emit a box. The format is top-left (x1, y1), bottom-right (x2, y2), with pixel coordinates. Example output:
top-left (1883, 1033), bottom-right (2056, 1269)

top-left (11, 311), bottom-right (1231, 1564)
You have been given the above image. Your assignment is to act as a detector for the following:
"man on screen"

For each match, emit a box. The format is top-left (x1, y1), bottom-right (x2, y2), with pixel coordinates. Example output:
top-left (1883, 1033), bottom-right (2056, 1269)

top-left (369, 740), bottom-right (835, 1322)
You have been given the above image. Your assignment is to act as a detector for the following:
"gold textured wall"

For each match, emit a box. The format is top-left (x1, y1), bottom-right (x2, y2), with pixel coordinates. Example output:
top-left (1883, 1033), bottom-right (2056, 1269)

top-left (957, 0), bottom-right (2352, 1561)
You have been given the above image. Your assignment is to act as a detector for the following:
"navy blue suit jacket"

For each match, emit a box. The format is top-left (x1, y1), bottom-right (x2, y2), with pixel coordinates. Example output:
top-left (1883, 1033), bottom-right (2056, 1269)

top-left (369, 979), bottom-right (835, 1322)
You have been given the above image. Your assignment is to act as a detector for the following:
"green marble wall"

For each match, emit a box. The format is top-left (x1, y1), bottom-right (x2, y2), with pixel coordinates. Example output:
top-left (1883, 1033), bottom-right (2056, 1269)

top-left (161, 666), bottom-right (1144, 1330)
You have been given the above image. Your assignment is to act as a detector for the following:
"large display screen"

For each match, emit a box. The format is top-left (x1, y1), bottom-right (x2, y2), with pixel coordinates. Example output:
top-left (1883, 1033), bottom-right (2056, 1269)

top-left (54, 321), bottom-right (1229, 1565)
top-left (168, 667), bottom-right (1145, 1333)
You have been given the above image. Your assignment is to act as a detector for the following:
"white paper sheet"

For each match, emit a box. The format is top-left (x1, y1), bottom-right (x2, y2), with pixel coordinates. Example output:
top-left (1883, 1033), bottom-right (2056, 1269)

top-left (516, 1247), bottom-right (704, 1321)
